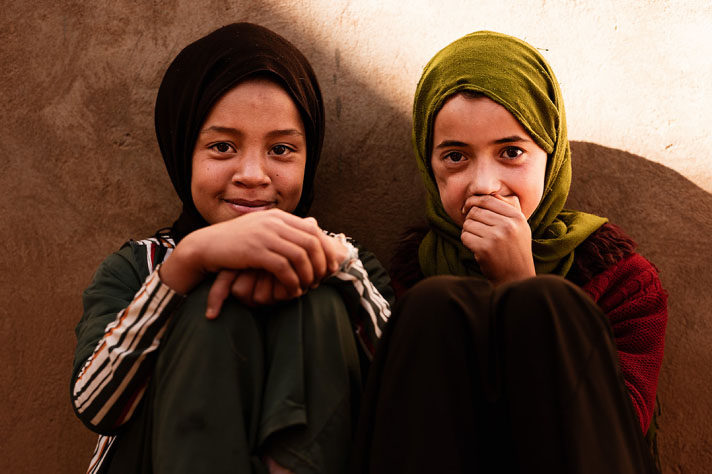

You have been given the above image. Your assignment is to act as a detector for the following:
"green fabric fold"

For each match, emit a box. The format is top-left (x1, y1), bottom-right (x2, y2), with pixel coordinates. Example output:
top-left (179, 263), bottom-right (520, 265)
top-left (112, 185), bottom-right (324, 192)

top-left (414, 31), bottom-right (607, 278)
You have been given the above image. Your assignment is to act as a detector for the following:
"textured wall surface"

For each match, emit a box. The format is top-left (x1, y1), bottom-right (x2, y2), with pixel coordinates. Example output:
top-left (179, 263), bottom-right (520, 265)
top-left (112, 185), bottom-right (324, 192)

top-left (1, 1), bottom-right (710, 472)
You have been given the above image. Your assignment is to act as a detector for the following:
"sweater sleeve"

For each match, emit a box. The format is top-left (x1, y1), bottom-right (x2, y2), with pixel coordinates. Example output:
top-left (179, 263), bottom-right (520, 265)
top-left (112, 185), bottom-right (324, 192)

top-left (581, 253), bottom-right (667, 432)
top-left (71, 243), bottom-right (184, 435)
top-left (323, 234), bottom-right (395, 358)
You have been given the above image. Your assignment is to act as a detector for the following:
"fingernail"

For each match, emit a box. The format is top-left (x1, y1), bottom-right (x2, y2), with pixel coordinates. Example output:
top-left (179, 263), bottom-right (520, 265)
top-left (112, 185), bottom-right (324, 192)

top-left (205, 308), bottom-right (216, 319)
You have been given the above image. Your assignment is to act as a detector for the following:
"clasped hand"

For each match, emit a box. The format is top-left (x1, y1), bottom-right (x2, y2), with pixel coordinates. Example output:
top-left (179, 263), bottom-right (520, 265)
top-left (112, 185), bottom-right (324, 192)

top-left (158, 209), bottom-right (349, 318)
top-left (460, 194), bottom-right (536, 286)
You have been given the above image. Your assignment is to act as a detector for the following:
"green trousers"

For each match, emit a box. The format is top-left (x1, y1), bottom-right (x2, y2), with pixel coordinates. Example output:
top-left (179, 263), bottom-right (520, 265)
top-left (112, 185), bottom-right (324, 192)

top-left (104, 280), bottom-right (361, 474)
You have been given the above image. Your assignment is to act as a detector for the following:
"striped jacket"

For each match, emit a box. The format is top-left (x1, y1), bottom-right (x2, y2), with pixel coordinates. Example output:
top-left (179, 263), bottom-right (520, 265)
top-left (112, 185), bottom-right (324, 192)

top-left (71, 233), bottom-right (394, 473)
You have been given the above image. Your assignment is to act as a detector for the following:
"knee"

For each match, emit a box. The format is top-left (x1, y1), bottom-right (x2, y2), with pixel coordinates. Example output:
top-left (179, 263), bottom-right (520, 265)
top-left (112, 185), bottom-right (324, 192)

top-left (495, 275), bottom-right (604, 347)
top-left (276, 285), bottom-right (360, 383)
top-left (393, 275), bottom-right (491, 342)
top-left (498, 275), bottom-right (570, 312)
top-left (297, 285), bottom-right (356, 353)
top-left (401, 274), bottom-right (489, 310)
top-left (301, 285), bottom-right (349, 329)
top-left (169, 279), bottom-right (260, 353)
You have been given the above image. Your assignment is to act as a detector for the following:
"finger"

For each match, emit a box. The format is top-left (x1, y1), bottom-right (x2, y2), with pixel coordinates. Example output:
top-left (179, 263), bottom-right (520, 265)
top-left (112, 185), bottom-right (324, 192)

top-left (316, 232), bottom-right (349, 274)
top-left (206, 270), bottom-right (238, 319)
top-left (460, 231), bottom-right (483, 261)
top-left (492, 193), bottom-right (521, 212)
top-left (275, 217), bottom-right (328, 282)
top-left (462, 219), bottom-right (493, 239)
top-left (270, 211), bottom-right (324, 236)
top-left (238, 234), bottom-right (305, 293)
top-left (264, 212), bottom-right (330, 281)
top-left (252, 271), bottom-right (275, 306)
top-left (272, 280), bottom-right (291, 301)
top-left (464, 205), bottom-right (502, 227)
top-left (231, 270), bottom-right (259, 306)
top-left (463, 213), bottom-right (524, 244)
top-left (288, 230), bottom-right (327, 284)
top-left (464, 194), bottom-right (521, 218)
top-left (227, 210), bottom-right (329, 288)
top-left (259, 242), bottom-right (314, 293)
top-left (205, 210), bottom-right (323, 291)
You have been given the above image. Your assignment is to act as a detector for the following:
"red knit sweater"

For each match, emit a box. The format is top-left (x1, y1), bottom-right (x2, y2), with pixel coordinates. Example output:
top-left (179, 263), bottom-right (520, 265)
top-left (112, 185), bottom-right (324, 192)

top-left (390, 223), bottom-right (668, 432)
top-left (579, 252), bottom-right (667, 431)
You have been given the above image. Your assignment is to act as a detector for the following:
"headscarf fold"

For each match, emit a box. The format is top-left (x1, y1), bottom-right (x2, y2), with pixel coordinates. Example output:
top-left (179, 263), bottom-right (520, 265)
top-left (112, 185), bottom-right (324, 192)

top-left (414, 31), bottom-right (607, 277)
top-left (154, 23), bottom-right (324, 242)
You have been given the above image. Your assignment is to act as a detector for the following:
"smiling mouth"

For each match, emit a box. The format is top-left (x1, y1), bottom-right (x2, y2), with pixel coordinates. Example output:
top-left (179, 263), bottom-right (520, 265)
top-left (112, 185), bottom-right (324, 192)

top-left (223, 199), bottom-right (276, 213)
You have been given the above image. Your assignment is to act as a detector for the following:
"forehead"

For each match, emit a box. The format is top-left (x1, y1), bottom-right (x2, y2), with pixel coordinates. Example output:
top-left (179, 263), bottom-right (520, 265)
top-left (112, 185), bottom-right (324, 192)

top-left (432, 94), bottom-right (529, 140)
top-left (211, 78), bottom-right (297, 113)
top-left (199, 78), bottom-right (306, 137)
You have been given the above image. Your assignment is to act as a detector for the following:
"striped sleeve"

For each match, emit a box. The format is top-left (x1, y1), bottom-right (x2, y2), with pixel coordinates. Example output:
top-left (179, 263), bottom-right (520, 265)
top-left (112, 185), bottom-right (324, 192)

top-left (71, 263), bottom-right (184, 432)
top-left (324, 234), bottom-right (394, 358)
top-left (85, 434), bottom-right (116, 474)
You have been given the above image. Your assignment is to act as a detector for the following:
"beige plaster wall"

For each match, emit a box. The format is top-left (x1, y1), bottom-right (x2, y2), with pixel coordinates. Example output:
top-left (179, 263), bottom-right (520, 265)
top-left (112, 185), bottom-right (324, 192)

top-left (1, 1), bottom-right (710, 472)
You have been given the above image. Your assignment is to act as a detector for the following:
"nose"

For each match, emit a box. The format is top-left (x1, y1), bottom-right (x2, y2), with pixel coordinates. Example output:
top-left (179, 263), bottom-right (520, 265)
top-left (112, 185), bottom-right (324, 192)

top-left (232, 151), bottom-right (270, 187)
top-left (467, 157), bottom-right (500, 196)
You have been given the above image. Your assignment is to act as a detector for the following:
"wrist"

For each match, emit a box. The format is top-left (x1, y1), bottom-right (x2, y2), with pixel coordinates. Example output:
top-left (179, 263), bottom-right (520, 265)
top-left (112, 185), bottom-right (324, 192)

top-left (330, 233), bottom-right (358, 272)
top-left (159, 233), bottom-right (207, 294)
top-left (490, 264), bottom-right (536, 288)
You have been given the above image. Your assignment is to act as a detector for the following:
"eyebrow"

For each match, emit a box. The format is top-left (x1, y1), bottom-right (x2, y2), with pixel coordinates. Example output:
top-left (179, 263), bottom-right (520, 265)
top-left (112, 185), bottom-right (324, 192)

top-left (434, 140), bottom-right (469, 150)
top-left (434, 135), bottom-right (532, 149)
top-left (492, 135), bottom-right (532, 144)
top-left (266, 129), bottom-right (304, 139)
top-left (200, 125), bottom-right (240, 135)
top-left (200, 126), bottom-right (304, 138)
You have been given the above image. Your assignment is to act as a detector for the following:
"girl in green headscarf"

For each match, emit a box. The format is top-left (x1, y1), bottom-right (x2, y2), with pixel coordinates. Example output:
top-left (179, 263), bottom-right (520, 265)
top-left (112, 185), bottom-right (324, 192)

top-left (353, 31), bottom-right (667, 474)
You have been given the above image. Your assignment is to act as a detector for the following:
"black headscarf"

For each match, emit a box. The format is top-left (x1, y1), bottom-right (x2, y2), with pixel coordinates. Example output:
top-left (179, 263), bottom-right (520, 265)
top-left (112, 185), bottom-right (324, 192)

top-left (155, 23), bottom-right (325, 242)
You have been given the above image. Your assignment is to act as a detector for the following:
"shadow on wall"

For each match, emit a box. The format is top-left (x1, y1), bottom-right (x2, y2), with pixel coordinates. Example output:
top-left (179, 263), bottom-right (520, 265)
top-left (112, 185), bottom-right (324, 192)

top-left (277, 13), bottom-right (712, 471)
top-left (319, 105), bottom-right (712, 473)
top-left (567, 141), bottom-right (712, 473)
top-left (1, 3), bottom-right (711, 473)
top-left (318, 134), bottom-right (712, 474)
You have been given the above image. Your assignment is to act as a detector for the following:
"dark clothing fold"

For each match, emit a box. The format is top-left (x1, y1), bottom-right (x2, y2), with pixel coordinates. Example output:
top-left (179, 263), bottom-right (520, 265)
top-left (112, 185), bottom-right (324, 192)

top-left (101, 281), bottom-right (361, 474)
top-left (353, 275), bottom-right (656, 474)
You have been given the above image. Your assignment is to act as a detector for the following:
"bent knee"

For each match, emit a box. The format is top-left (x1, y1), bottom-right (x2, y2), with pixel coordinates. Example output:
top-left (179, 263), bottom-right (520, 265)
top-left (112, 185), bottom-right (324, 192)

top-left (401, 275), bottom-right (490, 309)
top-left (495, 275), bottom-right (606, 345)
top-left (500, 274), bottom-right (573, 297)
top-left (393, 275), bottom-right (491, 339)
top-left (297, 284), bottom-right (352, 338)
top-left (172, 279), bottom-right (261, 346)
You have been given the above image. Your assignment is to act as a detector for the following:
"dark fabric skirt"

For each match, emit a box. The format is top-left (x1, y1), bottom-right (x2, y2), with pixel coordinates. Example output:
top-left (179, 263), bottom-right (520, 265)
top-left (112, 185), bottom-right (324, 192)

top-left (352, 275), bottom-right (656, 474)
top-left (102, 280), bottom-right (361, 474)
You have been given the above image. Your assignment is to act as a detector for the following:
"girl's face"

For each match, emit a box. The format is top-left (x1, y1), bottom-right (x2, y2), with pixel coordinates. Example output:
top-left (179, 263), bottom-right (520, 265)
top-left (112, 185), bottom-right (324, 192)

top-left (430, 94), bottom-right (547, 227)
top-left (191, 78), bottom-right (307, 225)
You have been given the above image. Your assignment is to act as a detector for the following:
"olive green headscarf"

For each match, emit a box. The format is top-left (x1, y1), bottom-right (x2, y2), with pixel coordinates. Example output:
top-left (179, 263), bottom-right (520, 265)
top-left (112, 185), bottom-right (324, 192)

top-left (415, 31), bottom-right (607, 278)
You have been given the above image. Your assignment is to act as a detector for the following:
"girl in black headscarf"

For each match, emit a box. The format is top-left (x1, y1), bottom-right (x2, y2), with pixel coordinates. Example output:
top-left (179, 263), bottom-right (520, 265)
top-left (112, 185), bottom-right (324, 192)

top-left (71, 23), bottom-right (393, 474)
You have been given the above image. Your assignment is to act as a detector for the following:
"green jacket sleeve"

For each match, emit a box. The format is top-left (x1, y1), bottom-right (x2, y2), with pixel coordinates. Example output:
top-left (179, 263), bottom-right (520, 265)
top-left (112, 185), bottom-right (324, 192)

top-left (71, 242), bottom-right (183, 434)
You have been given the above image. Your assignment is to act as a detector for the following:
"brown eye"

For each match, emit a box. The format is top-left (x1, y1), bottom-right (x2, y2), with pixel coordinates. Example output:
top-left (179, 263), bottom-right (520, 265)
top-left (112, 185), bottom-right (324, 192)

top-left (501, 147), bottom-right (523, 159)
top-left (445, 151), bottom-right (465, 162)
top-left (271, 144), bottom-right (294, 155)
top-left (211, 142), bottom-right (232, 153)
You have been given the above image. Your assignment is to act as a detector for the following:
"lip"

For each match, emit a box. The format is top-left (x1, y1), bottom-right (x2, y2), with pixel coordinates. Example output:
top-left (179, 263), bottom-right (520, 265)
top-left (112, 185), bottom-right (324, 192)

top-left (222, 198), bottom-right (276, 215)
